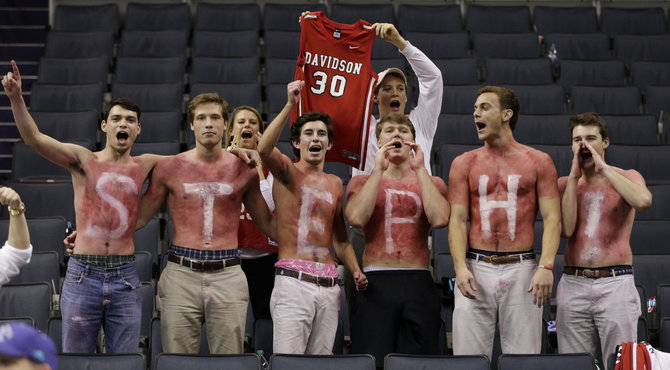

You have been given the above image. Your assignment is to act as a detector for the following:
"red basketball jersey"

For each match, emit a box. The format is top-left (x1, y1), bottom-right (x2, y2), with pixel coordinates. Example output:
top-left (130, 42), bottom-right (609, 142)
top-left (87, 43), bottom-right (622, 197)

top-left (292, 12), bottom-right (378, 169)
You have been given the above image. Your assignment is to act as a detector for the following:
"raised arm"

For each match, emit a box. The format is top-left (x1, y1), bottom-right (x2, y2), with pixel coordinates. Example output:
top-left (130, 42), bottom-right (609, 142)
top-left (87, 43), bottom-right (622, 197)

top-left (0, 187), bottom-right (29, 250)
top-left (447, 156), bottom-right (476, 299)
top-left (409, 142), bottom-right (449, 228)
top-left (560, 148), bottom-right (581, 237)
top-left (2, 60), bottom-right (89, 169)
top-left (585, 142), bottom-right (652, 211)
top-left (345, 142), bottom-right (393, 227)
top-left (243, 172), bottom-right (277, 241)
top-left (258, 80), bottom-right (304, 184)
top-left (136, 159), bottom-right (169, 230)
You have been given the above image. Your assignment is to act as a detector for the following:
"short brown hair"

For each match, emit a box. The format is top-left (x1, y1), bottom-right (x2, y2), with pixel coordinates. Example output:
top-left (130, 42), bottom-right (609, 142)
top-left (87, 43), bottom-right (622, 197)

top-left (375, 112), bottom-right (416, 140)
top-left (477, 86), bottom-right (520, 131)
top-left (569, 112), bottom-right (608, 140)
top-left (290, 112), bottom-right (333, 158)
top-left (226, 106), bottom-right (264, 147)
top-left (188, 93), bottom-right (228, 124)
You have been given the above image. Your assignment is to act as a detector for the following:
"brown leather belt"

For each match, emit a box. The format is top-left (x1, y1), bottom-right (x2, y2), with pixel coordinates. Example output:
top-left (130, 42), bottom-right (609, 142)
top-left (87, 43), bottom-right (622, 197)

top-left (466, 251), bottom-right (535, 265)
top-left (168, 254), bottom-right (240, 272)
top-left (564, 266), bottom-right (633, 279)
top-left (275, 267), bottom-right (339, 287)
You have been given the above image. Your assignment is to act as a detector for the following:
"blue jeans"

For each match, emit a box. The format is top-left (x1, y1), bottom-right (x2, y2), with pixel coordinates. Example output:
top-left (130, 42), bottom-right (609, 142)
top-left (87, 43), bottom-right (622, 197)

top-left (61, 258), bottom-right (142, 353)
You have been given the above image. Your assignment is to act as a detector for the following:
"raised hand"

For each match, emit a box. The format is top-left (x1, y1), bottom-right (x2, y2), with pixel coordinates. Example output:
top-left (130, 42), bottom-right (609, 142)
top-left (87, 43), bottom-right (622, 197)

top-left (1, 60), bottom-right (22, 100)
top-left (0, 186), bottom-right (22, 209)
top-left (286, 80), bottom-right (304, 106)
top-left (406, 141), bottom-right (425, 171)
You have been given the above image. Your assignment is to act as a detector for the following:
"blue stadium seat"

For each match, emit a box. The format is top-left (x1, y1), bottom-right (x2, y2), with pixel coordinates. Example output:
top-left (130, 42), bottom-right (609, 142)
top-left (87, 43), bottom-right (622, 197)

top-left (601, 7), bottom-right (666, 39)
top-left (270, 354), bottom-right (376, 370)
top-left (264, 3), bottom-right (328, 32)
top-left (191, 57), bottom-right (259, 84)
top-left (194, 3), bottom-right (260, 32)
top-left (54, 4), bottom-right (119, 34)
top-left (558, 60), bottom-right (626, 96)
top-left (434, 58), bottom-right (479, 86)
top-left (37, 56), bottom-right (108, 85)
top-left (466, 5), bottom-right (531, 33)
top-left (114, 56), bottom-right (185, 84)
top-left (404, 32), bottom-right (469, 59)
top-left (434, 114), bottom-right (479, 146)
top-left (397, 4), bottom-right (462, 33)
top-left (45, 31), bottom-right (115, 65)
top-left (614, 34), bottom-right (670, 70)
top-left (543, 33), bottom-right (611, 61)
top-left (125, 3), bottom-right (190, 32)
top-left (330, 3), bottom-right (394, 25)
top-left (571, 86), bottom-right (641, 115)
top-left (533, 6), bottom-right (598, 34)
top-left (192, 31), bottom-right (259, 58)
top-left (485, 58), bottom-right (553, 85)
top-left (473, 33), bottom-right (540, 62)
top-left (515, 114), bottom-right (572, 145)
top-left (608, 145), bottom-right (670, 185)
top-left (504, 85), bottom-right (566, 115)
top-left (385, 354), bottom-right (489, 370)
top-left (111, 82), bottom-right (184, 112)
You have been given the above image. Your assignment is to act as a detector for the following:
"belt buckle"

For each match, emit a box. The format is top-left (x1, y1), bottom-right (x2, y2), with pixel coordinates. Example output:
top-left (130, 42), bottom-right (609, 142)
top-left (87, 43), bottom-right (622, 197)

top-left (489, 255), bottom-right (499, 265)
top-left (190, 259), bottom-right (204, 272)
top-left (581, 269), bottom-right (597, 279)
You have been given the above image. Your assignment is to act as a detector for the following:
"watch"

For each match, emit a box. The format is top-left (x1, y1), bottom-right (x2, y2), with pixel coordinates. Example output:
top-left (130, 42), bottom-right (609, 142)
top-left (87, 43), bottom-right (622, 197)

top-left (8, 202), bottom-right (25, 216)
top-left (226, 145), bottom-right (236, 152)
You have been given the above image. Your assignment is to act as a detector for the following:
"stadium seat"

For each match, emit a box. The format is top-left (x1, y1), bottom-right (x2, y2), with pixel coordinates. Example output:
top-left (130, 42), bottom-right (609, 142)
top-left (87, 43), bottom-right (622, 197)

top-left (614, 34), bottom-right (670, 70)
top-left (397, 4), bottom-right (462, 33)
top-left (192, 31), bottom-right (259, 58)
top-left (441, 85), bottom-right (483, 114)
top-left (111, 82), bottom-right (184, 112)
top-left (637, 185), bottom-right (670, 220)
top-left (30, 82), bottom-right (104, 113)
top-left (114, 56), bottom-right (186, 84)
top-left (656, 284), bottom-right (670, 323)
top-left (434, 58), bottom-right (479, 86)
top-left (645, 86), bottom-right (670, 117)
top-left (37, 56), bottom-right (108, 85)
top-left (485, 58), bottom-right (553, 85)
top-left (0, 282), bottom-right (52, 332)
top-left (0, 217), bottom-right (66, 266)
top-left (264, 31), bottom-right (301, 59)
top-left (191, 57), bottom-right (259, 84)
top-left (54, 4), bottom-right (119, 34)
top-left (134, 217), bottom-right (160, 268)
top-left (265, 58), bottom-right (297, 85)
top-left (263, 3), bottom-right (328, 32)
top-left (8, 251), bottom-right (60, 290)
top-left (330, 3), bottom-right (394, 25)
top-left (0, 317), bottom-right (34, 327)
top-left (269, 354), bottom-right (376, 370)
top-left (44, 31), bottom-right (115, 65)
top-left (140, 281), bottom-right (154, 343)
top-left (434, 114), bottom-right (479, 146)
top-left (571, 86), bottom-right (641, 115)
top-left (136, 110), bottom-right (182, 143)
top-left (434, 143), bottom-right (479, 183)
top-left (130, 141), bottom-right (180, 157)
top-left (4, 182), bottom-right (75, 223)
top-left (630, 61), bottom-right (670, 95)
top-left (515, 114), bottom-right (572, 145)
top-left (466, 5), bottom-right (531, 33)
top-left (608, 145), bottom-right (670, 185)
top-left (11, 139), bottom-right (92, 181)
top-left (543, 33), bottom-right (611, 61)
top-left (384, 353), bottom-right (489, 370)
top-left (134, 251), bottom-right (153, 283)
top-left (601, 7), bottom-right (666, 39)
top-left (533, 6), bottom-right (598, 34)
top-left (661, 318), bottom-right (670, 352)
top-left (558, 60), bottom-right (626, 96)
top-left (30, 110), bottom-right (100, 143)
top-left (504, 84), bottom-right (565, 115)
top-left (194, 3), bottom-right (260, 32)
top-left (119, 30), bottom-right (188, 58)
top-left (404, 32), bottom-right (470, 59)
top-left (57, 353), bottom-right (146, 370)
top-left (600, 115), bottom-right (659, 145)
top-left (124, 3), bottom-right (190, 32)
top-left (473, 33), bottom-right (540, 61)
top-left (633, 254), bottom-right (670, 302)
top-left (498, 353), bottom-right (594, 370)
top-left (47, 317), bottom-right (62, 352)
top-left (154, 353), bottom-right (261, 370)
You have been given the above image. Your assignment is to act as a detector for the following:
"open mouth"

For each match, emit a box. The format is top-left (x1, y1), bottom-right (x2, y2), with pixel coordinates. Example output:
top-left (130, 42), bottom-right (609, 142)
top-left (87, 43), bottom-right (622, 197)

top-left (390, 100), bottom-right (401, 109)
top-left (393, 141), bottom-right (402, 149)
top-left (116, 131), bottom-right (129, 143)
top-left (309, 145), bottom-right (321, 153)
top-left (580, 151), bottom-right (592, 160)
top-left (475, 122), bottom-right (486, 131)
top-left (241, 131), bottom-right (253, 139)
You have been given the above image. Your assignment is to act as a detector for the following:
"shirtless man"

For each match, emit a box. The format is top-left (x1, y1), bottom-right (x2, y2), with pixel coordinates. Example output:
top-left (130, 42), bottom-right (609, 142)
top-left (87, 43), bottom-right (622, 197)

top-left (137, 93), bottom-right (275, 354)
top-left (258, 80), bottom-right (367, 355)
top-left (448, 86), bottom-right (561, 358)
top-left (2, 60), bottom-right (161, 353)
top-left (345, 113), bottom-right (449, 367)
top-left (557, 112), bottom-right (651, 369)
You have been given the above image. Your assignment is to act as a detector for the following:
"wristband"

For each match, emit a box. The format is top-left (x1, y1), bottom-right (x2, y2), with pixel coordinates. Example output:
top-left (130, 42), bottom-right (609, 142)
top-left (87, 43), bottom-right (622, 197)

top-left (226, 145), bottom-right (236, 152)
top-left (538, 264), bottom-right (553, 271)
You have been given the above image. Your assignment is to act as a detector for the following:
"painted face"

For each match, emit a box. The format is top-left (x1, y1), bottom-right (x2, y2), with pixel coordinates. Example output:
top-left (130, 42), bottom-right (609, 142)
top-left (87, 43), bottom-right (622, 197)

top-left (473, 92), bottom-right (509, 142)
top-left (377, 121), bottom-right (414, 160)
top-left (571, 124), bottom-right (609, 168)
top-left (374, 76), bottom-right (408, 116)
top-left (102, 105), bottom-right (140, 152)
top-left (293, 120), bottom-right (332, 165)
top-left (191, 102), bottom-right (226, 146)
top-left (230, 109), bottom-right (260, 150)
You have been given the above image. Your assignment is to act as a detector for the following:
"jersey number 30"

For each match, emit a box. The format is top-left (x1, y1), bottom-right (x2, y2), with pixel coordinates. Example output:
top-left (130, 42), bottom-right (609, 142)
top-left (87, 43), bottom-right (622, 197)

top-left (310, 71), bottom-right (346, 97)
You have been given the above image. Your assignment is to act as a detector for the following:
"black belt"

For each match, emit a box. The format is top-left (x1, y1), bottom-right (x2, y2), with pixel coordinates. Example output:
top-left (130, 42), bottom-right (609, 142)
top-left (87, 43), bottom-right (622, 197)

top-left (275, 267), bottom-right (339, 287)
top-left (168, 254), bottom-right (240, 272)
top-left (466, 251), bottom-right (535, 265)
top-left (564, 266), bottom-right (633, 279)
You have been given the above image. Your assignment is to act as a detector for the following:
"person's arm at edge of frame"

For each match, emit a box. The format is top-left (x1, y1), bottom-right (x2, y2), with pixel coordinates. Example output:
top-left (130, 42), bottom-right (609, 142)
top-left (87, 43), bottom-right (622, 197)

top-left (530, 153), bottom-right (561, 307)
top-left (447, 155), bottom-right (476, 299)
top-left (0, 187), bottom-right (31, 287)
top-left (333, 186), bottom-right (368, 291)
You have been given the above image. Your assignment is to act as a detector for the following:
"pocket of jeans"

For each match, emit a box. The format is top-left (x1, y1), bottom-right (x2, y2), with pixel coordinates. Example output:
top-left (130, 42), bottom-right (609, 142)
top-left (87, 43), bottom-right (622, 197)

top-left (64, 269), bottom-right (85, 284)
top-left (119, 272), bottom-right (141, 290)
